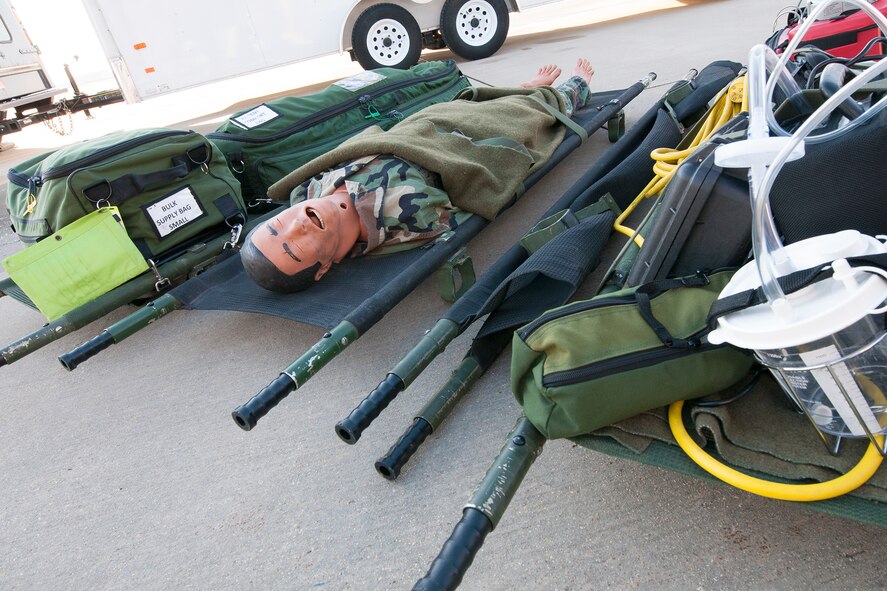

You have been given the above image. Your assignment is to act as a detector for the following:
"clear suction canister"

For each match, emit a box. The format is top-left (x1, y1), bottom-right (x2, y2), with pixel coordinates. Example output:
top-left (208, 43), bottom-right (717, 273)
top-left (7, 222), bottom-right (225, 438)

top-left (709, 231), bottom-right (887, 449)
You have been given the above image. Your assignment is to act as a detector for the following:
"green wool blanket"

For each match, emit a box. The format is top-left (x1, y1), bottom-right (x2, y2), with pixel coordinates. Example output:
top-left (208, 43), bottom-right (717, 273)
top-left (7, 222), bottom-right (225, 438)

top-left (267, 85), bottom-right (569, 221)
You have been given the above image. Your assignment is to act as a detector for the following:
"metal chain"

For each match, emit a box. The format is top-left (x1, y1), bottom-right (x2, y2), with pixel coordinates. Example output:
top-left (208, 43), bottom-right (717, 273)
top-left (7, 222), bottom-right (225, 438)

top-left (43, 105), bottom-right (74, 136)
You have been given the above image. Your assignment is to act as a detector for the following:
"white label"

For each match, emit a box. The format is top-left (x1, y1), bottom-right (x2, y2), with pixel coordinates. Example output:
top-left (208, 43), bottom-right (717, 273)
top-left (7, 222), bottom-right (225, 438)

top-left (798, 345), bottom-right (882, 437)
top-left (232, 104), bottom-right (279, 129)
top-left (334, 71), bottom-right (386, 91)
top-left (145, 187), bottom-right (204, 238)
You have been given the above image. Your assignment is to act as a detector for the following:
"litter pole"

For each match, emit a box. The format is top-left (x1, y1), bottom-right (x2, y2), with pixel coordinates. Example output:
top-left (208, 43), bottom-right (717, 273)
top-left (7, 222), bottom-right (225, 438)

top-left (375, 331), bottom-right (509, 479)
top-left (334, 319), bottom-right (460, 444)
top-left (232, 321), bottom-right (359, 431)
top-left (58, 294), bottom-right (182, 370)
top-left (414, 416), bottom-right (545, 591)
top-left (375, 356), bottom-right (482, 480)
top-left (0, 226), bottom-right (246, 367)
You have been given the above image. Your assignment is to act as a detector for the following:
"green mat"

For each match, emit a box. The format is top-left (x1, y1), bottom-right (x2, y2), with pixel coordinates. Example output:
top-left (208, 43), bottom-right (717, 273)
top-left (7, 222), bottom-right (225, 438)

top-left (573, 372), bottom-right (887, 528)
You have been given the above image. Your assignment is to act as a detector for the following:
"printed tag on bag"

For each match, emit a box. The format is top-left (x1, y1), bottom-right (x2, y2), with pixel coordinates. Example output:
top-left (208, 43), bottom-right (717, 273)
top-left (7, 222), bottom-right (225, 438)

top-left (231, 104), bottom-right (280, 129)
top-left (144, 186), bottom-right (206, 238)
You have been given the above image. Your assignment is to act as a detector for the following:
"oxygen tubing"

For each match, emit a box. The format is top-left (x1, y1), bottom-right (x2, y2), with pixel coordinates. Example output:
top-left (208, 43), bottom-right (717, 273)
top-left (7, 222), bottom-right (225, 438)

top-left (668, 400), bottom-right (885, 501)
top-left (613, 76), bottom-right (747, 246)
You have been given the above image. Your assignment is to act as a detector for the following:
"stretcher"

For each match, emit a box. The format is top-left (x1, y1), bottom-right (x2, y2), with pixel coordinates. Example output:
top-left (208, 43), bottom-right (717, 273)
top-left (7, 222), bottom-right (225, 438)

top-left (54, 74), bottom-right (653, 417)
top-left (414, 52), bottom-right (887, 591)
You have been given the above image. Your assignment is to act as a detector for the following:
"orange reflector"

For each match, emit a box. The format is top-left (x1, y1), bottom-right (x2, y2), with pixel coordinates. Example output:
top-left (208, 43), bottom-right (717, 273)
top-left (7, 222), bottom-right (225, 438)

top-left (145, 67), bottom-right (156, 74)
top-left (133, 42), bottom-right (147, 50)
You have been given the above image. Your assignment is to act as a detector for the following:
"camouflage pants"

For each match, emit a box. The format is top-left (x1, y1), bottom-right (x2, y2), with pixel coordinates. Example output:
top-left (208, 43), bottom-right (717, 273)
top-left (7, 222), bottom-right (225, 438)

top-left (556, 76), bottom-right (591, 117)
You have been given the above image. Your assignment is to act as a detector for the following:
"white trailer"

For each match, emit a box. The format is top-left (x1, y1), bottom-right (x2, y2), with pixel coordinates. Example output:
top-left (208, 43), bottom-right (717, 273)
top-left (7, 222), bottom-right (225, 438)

top-left (0, 0), bottom-right (122, 136)
top-left (0, 1), bottom-right (66, 115)
top-left (80, 0), bottom-right (559, 103)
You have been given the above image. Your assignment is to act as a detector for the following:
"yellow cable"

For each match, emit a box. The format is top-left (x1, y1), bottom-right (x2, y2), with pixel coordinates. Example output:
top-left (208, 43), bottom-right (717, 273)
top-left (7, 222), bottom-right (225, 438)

top-left (668, 400), bottom-right (885, 501)
top-left (613, 77), bottom-right (747, 246)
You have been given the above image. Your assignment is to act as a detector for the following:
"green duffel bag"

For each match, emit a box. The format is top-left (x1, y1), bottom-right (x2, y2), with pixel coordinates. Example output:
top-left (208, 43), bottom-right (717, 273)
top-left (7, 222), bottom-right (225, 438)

top-left (206, 60), bottom-right (470, 203)
top-left (7, 128), bottom-right (246, 259)
top-left (511, 270), bottom-right (754, 440)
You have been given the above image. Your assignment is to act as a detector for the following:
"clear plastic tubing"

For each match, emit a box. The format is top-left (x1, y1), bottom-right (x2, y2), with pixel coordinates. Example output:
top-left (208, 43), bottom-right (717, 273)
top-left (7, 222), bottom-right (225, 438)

top-left (748, 0), bottom-right (887, 305)
top-left (765, 0), bottom-right (887, 142)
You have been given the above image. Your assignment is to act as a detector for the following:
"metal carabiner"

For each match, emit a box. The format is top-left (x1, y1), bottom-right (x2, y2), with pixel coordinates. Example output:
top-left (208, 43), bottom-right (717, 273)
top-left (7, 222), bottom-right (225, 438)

top-left (224, 223), bottom-right (244, 250)
top-left (147, 258), bottom-right (171, 291)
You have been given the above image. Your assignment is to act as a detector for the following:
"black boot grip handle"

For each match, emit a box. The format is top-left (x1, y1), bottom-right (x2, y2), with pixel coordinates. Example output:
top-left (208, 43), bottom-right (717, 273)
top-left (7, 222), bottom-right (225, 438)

top-left (334, 373), bottom-right (404, 444)
top-left (231, 374), bottom-right (295, 431)
top-left (58, 331), bottom-right (115, 371)
top-left (413, 508), bottom-right (493, 591)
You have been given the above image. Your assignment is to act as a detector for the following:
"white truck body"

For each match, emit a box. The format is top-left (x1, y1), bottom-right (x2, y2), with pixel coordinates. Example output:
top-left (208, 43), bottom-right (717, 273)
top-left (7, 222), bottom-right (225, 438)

top-left (80, 0), bottom-right (557, 103)
top-left (0, 0), bottom-right (66, 109)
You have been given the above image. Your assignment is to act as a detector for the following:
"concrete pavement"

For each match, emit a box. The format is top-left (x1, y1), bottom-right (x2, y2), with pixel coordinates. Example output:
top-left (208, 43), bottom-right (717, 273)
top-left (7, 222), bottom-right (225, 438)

top-left (1, 1), bottom-right (884, 589)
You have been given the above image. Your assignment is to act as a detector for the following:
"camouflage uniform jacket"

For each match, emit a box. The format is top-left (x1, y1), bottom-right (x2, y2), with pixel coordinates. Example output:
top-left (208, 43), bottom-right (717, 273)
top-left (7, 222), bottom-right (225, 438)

top-left (291, 154), bottom-right (459, 256)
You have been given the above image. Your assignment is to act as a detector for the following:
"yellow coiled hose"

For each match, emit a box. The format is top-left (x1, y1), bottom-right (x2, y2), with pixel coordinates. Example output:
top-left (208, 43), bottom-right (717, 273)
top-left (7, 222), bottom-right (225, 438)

top-left (668, 400), bottom-right (885, 501)
top-left (614, 76), bottom-right (748, 247)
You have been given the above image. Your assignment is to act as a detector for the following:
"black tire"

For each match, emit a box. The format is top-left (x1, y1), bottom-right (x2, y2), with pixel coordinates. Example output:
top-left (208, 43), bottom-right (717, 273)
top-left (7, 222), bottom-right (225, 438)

top-left (440, 0), bottom-right (509, 60)
top-left (351, 3), bottom-right (423, 71)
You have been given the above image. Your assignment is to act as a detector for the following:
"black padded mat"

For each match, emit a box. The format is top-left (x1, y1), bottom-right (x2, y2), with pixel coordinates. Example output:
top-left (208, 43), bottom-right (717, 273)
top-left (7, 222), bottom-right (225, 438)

top-left (171, 90), bottom-right (631, 331)
top-left (172, 245), bottom-right (429, 330)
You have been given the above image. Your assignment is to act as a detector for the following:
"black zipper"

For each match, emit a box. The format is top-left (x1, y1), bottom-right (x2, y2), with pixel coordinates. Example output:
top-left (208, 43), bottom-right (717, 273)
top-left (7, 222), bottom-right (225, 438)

top-left (206, 63), bottom-right (461, 144)
top-left (8, 129), bottom-right (194, 189)
top-left (518, 294), bottom-right (637, 340)
top-left (252, 74), bottom-right (468, 174)
top-left (542, 332), bottom-right (717, 387)
top-left (519, 269), bottom-right (732, 341)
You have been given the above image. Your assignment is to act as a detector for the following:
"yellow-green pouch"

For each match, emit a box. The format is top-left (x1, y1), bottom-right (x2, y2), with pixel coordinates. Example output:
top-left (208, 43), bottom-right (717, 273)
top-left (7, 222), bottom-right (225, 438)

top-left (2, 207), bottom-right (149, 320)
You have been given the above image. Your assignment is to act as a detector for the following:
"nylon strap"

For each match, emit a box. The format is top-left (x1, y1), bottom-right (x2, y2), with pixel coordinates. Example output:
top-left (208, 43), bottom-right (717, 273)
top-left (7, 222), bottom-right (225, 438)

top-left (82, 145), bottom-right (209, 206)
top-left (707, 253), bottom-right (887, 329)
top-left (635, 272), bottom-right (712, 349)
top-left (526, 95), bottom-right (588, 142)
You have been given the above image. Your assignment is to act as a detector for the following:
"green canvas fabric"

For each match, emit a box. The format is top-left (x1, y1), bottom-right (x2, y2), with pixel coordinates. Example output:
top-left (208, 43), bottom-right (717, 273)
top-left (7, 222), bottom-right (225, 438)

top-left (579, 374), bottom-right (887, 504)
top-left (1, 207), bottom-right (148, 320)
top-left (208, 60), bottom-right (470, 201)
top-left (511, 270), bottom-right (753, 439)
top-left (267, 85), bottom-right (568, 221)
top-left (7, 129), bottom-right (244, 259)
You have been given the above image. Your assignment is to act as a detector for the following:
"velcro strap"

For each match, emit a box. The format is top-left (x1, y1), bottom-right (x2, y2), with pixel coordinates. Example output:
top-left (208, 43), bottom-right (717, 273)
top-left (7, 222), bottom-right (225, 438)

top-left (213, 193), bottom-right (246, 226)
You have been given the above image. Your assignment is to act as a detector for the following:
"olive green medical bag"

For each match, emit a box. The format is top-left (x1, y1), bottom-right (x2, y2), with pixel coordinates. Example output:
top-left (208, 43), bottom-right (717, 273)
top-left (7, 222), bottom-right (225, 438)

top-left (6, 128), bottom-right (246, 259)
top-left (207, 60), bottom-right (470, 202)
top-left (511, 270), bottom-right (754, 440)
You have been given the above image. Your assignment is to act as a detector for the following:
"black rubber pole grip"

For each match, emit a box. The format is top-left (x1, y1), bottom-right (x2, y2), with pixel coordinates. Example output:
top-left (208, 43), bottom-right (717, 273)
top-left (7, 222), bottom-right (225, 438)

top-left (375, 418), bottom-right (433, 480)
top-left (58, 331), bottom-right (115, 371)
top-left (0, 356), bottom-right (6, 368)
top-left (231, 374), bottom-right (295, 431)
top-left (334, 373), bottom-right (404, 444)
top-left (413, 508), bottom-right (493, 591)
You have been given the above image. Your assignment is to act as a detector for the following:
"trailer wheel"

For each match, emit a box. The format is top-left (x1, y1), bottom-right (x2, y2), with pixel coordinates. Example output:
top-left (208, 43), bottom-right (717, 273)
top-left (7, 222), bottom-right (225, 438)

top-left (440, 0), bottom-right (509, 60)
top-left (352, 3), bottom-right (423, 70)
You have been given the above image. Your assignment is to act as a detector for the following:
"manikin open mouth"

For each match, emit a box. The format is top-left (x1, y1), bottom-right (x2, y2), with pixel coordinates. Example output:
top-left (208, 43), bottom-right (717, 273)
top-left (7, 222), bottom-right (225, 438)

top-left (306, 207), bottom-right (325, 229)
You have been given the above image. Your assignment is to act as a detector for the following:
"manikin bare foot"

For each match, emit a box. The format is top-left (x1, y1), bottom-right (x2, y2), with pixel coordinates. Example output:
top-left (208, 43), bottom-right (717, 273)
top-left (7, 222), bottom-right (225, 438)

top-left (572, 57), bottom-right (595, 85)
top-left (519, 64), bottom-right (562, 88)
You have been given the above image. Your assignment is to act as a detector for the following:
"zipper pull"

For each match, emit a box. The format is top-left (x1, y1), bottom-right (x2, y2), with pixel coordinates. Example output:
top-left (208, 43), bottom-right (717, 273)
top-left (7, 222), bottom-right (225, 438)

top-left (359, 95), bottom-right (381, 120)
top-left (24, 177), bottom-right (40, 215)
top-left (386, 109), bottom-right (404, 122)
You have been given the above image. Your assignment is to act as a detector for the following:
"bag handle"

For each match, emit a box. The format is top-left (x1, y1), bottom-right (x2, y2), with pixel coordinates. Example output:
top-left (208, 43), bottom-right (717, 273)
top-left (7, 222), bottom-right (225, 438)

top-left (82, 145), bottom-right (210, 206)
top-left (635, 272), bottom-right (711, 349)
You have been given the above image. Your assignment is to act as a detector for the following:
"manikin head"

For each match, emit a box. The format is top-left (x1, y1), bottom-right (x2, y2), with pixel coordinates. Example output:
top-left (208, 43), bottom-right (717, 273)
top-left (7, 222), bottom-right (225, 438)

top-left (241, 187), bottom-right (363, 292)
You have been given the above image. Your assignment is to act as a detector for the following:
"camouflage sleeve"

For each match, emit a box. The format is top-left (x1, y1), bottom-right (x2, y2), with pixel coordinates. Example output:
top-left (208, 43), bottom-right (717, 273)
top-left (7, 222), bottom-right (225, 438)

top-left (555, 76), bottom-right (591, 116)
top-left (352, 156), bottom-right (457, 256)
